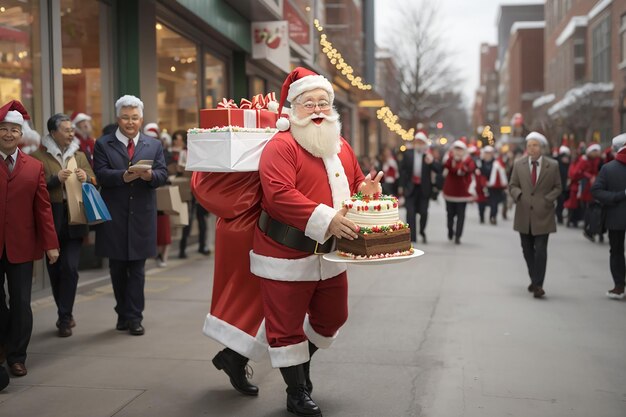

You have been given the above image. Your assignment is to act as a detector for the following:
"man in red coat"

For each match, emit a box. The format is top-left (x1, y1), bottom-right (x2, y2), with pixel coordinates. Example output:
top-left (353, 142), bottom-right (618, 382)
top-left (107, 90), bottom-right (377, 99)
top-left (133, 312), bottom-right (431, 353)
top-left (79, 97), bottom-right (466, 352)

top-left (251, 68), bottom-right (381, 417)
top-left (0, 101), bottom-right (59, 384)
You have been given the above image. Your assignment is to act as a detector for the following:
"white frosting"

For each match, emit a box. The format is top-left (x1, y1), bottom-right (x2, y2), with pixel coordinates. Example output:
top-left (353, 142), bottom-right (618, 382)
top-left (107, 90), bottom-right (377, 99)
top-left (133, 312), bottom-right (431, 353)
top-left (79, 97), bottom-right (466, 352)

top-left (188, 126), bottom-right (278, 134)
top-left (342, 197), bottom-right (400, 227)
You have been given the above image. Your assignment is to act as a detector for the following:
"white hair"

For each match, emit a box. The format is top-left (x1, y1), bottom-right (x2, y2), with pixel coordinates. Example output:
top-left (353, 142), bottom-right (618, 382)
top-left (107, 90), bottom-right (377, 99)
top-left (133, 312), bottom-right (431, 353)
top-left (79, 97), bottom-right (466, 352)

top-left (115, 95), bottom-right (144, 117)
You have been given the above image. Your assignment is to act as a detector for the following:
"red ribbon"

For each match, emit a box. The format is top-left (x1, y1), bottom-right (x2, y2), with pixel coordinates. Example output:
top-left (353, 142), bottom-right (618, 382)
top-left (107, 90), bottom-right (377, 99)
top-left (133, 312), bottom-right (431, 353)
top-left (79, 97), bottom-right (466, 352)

top-left (239, 99), bottom-right (253, 109)
top-left (217, 93), bottom-right (277, 110)
top-left (217, 98), bottom-right (238, 109)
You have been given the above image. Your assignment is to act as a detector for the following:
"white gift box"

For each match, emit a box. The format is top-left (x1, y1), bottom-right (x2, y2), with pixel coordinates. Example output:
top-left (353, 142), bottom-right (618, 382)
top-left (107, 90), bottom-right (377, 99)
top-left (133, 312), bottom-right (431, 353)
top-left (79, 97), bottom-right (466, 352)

top-left (185, 128), bottom-right (277, 172)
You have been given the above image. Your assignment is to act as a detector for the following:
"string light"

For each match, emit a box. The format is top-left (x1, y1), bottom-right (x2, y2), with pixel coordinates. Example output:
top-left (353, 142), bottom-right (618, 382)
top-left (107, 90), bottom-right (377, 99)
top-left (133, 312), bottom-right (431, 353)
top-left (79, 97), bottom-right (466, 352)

top-left (314, 19), bottom-right (372, 91)
top-left (376, 107), bottom-right (415, 141)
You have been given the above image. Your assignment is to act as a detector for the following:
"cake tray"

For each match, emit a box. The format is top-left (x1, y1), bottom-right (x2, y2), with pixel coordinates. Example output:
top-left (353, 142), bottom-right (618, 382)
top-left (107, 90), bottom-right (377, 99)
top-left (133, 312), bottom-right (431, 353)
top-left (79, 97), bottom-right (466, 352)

top-left (322, 249), bottom-right (424, 265)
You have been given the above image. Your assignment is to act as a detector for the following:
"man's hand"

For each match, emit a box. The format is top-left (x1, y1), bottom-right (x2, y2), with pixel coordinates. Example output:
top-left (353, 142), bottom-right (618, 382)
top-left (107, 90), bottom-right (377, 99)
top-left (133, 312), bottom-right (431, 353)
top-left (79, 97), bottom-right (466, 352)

top-left (47, 249), bottom-right (60, 264)
top-left (358, 170), bottom-right (383, 196)
top-left (123, 170), bottom-right (140, 183)
top-left (75, 168), bottom-right (87, 183)
top-left (328, 207), bottom-right (359, 240)
top-left (139, 169), bottom-right (153, 182)
top-left (57, 169), bottom-right (72, 183)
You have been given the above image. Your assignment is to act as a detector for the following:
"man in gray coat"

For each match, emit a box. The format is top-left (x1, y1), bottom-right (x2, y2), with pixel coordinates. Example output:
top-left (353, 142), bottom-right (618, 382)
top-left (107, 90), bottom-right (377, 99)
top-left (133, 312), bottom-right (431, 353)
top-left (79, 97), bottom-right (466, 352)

top-left (94, 95), bottom-right (167, 335)
top-left (591, 134), bottom-right (626, 299)
top-left (509, 132), bottom-right (562, 298)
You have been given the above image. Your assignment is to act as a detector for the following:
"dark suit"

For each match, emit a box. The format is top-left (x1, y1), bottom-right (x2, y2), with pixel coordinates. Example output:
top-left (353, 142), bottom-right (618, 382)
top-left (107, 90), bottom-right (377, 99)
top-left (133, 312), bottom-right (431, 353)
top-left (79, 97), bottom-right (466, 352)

top-left (93, 131), bottom-right (167, 325)
top-left (0, 150), bottom-right (58, 366)
top-left (399, 149), bottom-right (442, 241)
top-left (509, 156), bottom-right (561, 289)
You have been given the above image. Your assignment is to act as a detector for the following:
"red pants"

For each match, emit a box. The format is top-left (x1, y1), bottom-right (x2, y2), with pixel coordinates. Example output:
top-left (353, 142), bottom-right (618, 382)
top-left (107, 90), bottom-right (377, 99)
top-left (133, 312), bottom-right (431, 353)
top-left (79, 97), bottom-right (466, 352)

top-left (259, 273), bottom-right (348, 349)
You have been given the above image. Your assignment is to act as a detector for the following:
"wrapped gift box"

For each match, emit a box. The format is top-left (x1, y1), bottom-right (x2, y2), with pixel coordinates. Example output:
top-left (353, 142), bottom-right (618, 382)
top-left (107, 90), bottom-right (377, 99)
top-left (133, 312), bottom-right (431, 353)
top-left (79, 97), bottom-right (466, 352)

top-left (186, 128), bottom-right (276, 172)
top-left (200, 108), bottom-right (278, 129)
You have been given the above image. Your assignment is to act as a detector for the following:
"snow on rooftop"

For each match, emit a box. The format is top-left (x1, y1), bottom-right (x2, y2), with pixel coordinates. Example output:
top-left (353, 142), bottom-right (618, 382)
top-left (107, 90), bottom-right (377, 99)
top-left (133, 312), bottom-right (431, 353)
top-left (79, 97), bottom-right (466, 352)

top-left (547, 83), bottom-right (613, 116)
top-left (533, 94), bottom-right (555, 108)
top-left (510, 21), bottom-right (545, 35)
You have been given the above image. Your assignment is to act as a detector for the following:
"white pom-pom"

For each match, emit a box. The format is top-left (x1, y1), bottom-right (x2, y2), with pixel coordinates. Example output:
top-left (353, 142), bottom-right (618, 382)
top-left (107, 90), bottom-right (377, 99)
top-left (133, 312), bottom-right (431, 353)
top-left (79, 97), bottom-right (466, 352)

top-left (276, 117), bottom-right (290, 131)
top-left (267, 101), bottom-right (279, 113)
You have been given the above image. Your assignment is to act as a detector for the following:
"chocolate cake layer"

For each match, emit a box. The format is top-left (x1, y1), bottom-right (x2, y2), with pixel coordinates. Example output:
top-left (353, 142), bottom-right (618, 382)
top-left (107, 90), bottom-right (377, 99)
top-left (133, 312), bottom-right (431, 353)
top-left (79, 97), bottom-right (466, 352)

top-left (337, 228), bottom-right (411, 256)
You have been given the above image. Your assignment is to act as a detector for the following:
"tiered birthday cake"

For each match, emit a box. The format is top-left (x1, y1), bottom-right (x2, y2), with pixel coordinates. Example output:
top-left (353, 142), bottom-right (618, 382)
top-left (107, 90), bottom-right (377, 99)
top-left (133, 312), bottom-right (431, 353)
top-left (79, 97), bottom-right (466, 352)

top-left (336, 193), bottom-right (413, 259)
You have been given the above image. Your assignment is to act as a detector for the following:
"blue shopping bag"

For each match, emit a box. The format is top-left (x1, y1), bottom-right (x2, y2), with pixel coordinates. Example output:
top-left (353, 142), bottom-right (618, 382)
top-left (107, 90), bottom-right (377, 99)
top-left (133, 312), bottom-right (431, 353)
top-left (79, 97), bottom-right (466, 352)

top-left (81, 183), bottom-right (112, 224)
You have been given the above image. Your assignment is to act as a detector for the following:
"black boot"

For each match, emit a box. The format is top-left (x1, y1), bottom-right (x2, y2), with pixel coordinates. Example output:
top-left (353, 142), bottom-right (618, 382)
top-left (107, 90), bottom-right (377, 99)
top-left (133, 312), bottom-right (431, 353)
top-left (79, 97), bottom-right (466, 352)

top-left (279, 365), bottom-right (322, 417)
top-left (303, 341), bottom-right (318, 393)
top-left (212, 348), bottom-right (259, 396)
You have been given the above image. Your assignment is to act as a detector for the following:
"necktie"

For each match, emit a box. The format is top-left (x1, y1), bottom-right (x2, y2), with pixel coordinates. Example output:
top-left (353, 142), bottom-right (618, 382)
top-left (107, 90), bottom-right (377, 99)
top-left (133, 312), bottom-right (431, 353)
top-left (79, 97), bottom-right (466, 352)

top-left (531, 160), bottom-right (538, 186)
top-left (5, 155), bottom-right (13, 173)
top-left (127, 140), bottom-right (135, 160)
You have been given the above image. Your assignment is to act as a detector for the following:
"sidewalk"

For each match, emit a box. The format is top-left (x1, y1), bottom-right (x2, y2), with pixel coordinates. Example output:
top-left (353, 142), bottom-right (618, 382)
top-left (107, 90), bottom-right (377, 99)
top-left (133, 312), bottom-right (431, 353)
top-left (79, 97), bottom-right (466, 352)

top-left (0, 201), bottom-right (624, 417)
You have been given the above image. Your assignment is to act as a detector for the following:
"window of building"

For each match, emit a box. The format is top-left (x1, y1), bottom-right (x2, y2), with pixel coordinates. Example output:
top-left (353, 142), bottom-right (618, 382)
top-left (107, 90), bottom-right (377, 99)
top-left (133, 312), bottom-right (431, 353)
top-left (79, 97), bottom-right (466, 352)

top-left (573, 39), bottom-right (585, 84)
top-left (620, 13), bottom-right (626, 66)
top-left (61, 0), bottom-right (103, 133)
top-left (203, 51), bottom-right (226, 109)
top-left (249, 75), bottom-right (266, 98)
top-left (592, 15), bottom-right (611, 83)
top-left (156, 22), bottom-right (199, 131)
top-left (0, 1), bottom-right (42, 128)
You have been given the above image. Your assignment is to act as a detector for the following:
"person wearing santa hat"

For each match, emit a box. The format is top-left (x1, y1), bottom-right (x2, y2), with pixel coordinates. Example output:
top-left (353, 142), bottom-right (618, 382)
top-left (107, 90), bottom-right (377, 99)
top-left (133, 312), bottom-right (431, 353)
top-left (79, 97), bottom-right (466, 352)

top-left (509, 132), bottom-right (562, 299)
top-left (251, 67), bottom-right (379, 416)
top-left (0, 100), bottom-right (59, 381)
top-left (573, 143), bottom-right (603, 242)
top-left (591, 134), bottom-right (626, 299)
top-left (398, 131), bottom-right (442, 243)
top-left (442, 139), bottom-right (476, 244)
top-left (71, 112), bottom-right (95, 167)
top-left (19, 122), bottom-right (41, 155)
top-left (555, 144), bottom-right (571, 224)
top-left (476, 145), bottom-right (508, 225)
top-left (93, 96), bottom-right (168, 336)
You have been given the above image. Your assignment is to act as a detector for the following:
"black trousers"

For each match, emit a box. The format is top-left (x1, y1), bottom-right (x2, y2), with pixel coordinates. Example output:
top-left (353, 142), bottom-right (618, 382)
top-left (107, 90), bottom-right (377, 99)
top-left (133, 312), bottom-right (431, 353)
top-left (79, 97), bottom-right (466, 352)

top-left (608, 229), bottom-right (626, 288)
top-left (405, 185), bottom-right (430, 241)
top-left (109, 259), bottom-right (146, 324)
top-left (446, 202), bottom-right (467, 239)
top-left (46, 236), bottom-right (82, 324)
top-left (556, 191), bottom-right (567, 223)
top-left (180, 198), bottom-right (208, 254)
top-left (0, 253), bottom-right (34, 365)
top-left (519, 233), bottom-right (549, 288)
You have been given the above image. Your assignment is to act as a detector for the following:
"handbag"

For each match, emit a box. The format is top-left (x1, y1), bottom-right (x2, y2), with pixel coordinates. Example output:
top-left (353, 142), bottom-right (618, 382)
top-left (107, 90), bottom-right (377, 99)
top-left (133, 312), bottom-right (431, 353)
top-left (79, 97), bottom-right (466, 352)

top-left (81, 183), bottom-right (112, 224)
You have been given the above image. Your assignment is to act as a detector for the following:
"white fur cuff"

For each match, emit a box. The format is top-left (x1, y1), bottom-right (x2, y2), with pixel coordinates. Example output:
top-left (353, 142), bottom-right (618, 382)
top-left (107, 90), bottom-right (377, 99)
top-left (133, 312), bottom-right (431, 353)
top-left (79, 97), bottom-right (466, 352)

top-left (268, 341), bottom-right (310, 368)
top-left (304, 315), bottom-right (338, 349)
top-left (203, 314), bottom-right (269, 362)
top-left (305, 204), bottom-right (336, 243)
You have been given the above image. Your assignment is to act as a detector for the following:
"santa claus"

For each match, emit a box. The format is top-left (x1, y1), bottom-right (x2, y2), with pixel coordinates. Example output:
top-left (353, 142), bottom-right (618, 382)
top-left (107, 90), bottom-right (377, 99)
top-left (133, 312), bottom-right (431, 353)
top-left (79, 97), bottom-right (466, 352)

top-left (71, 112), bottom-right (95, 166)
top-left (251, 67), bottom-right (381, 417)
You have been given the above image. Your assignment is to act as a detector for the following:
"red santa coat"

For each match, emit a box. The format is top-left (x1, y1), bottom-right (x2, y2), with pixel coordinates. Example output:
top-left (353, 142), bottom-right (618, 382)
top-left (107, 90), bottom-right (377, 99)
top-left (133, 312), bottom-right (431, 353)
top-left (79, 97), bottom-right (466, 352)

top-left (442, 154), bottom-right (476, 202)
top-left (572, 155), bottom-right (600, 202)
top-left (191, 171), bottom-right (268, 361)
top-left (488, 158), bottom-right (508, 189)
top-left (250, 133), bottom-right (364, 281)
top-left (564, 155), bottom-right (583, 209)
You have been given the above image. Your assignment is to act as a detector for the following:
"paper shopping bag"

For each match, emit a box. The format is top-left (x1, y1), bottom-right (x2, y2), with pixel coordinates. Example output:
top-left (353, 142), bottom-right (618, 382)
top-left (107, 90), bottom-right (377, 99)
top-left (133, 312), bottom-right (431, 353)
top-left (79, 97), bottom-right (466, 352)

top-left (81, 183), bottom-right (112, 225)
top-left (156, 186), bottom-right (185, 215)
top-left (66, 157), bottom-right (87, 224)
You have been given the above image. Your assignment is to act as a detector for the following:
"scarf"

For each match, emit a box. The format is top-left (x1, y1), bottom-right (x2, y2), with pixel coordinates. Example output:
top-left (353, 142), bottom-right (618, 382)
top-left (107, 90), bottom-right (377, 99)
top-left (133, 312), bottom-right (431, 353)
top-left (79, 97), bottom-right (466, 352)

top-left (615, 147), bottom-right (626, 164)
top-left (42, 134), bottom-right (80, 168)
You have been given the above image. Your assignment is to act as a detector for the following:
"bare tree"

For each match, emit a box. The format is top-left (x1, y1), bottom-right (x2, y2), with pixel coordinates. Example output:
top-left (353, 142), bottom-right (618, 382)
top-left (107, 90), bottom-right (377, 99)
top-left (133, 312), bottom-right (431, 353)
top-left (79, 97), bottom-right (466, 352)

top-left (382, 0), bottom-right (464, 130)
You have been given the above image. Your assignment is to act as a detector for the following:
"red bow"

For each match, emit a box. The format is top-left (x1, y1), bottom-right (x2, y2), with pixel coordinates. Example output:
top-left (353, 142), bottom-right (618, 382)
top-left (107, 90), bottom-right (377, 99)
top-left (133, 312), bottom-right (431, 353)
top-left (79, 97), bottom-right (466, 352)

top-left (217, 98), bottom-right (238, 109)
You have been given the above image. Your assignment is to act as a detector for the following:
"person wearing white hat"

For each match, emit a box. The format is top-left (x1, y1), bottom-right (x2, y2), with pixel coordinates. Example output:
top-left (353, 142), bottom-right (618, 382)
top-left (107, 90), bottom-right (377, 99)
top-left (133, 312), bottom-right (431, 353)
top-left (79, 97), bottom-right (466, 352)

top-left (509, 131), bottom-right (562, 298)
top-left (398, 131), bottom-right (442, 243)
top-left (575, 143), bottom-right (603, 241)
top-left (71, 112), bottom-right (95, 166)
top-left (555, 144), bottom-right (571, 225)
top-left (0, 100), bottom-right (59, 381)
top-left (442, 139), bottom-right (475, 244)
top-left (591, 134), bottom-right (626, 299)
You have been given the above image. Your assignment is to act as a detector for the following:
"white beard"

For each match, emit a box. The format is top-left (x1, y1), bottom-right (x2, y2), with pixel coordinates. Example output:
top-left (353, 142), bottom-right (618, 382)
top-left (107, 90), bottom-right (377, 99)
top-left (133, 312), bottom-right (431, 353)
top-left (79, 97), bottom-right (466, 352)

top-left (289, 109), bottom-right (342, 158)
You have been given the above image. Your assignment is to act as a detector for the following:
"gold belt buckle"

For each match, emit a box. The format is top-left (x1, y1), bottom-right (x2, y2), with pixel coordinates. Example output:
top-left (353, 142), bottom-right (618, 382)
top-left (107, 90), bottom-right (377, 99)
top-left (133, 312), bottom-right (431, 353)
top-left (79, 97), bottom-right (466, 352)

top-left (314, 241), bottom-right (323, 255)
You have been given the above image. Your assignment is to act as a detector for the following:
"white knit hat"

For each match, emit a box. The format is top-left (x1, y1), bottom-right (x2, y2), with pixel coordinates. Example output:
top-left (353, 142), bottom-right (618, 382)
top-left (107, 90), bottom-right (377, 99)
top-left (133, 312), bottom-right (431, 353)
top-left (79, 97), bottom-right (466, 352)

top-left (611, 133), bottom-right (626, 150)
top-left (525, 131), bottom-right (548, 146)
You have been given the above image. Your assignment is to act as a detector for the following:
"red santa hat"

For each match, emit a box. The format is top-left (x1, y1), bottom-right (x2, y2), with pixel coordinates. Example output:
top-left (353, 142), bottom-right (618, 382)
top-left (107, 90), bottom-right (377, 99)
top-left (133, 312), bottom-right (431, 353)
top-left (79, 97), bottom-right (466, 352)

top-left (143, 122), bottom-right (160, 138)
top-left (70, 111), bottom-right (92, 127)
top-left (559, 145), bottom-right (570, 155)
top-left (585, 143), bottom-right (601, 155)
top-left (525, 131), bottom-right (548, 147)
top-left (452, 138), bottom-right (467, 150)
top-left (276, 67), bottom-right (335, 132)
top-left (414, 131), bottom-right (428, 143)
top-left (0, 100), bottom-right (30, 126)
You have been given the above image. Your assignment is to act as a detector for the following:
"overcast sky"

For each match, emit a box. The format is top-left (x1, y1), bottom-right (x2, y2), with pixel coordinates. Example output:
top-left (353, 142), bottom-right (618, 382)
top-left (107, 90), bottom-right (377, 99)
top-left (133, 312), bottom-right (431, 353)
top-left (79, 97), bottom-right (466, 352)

top-left (374, 0), bottom-right (544, 110)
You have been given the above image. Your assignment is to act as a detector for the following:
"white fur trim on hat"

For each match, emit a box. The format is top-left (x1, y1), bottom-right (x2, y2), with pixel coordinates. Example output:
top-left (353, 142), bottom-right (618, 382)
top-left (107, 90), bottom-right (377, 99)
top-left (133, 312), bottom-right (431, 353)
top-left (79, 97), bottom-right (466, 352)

top-left (276, 117), bottom-right (290, 132)
top-left (143, 122), bottom-right (159, 138)
top-left (287, 75), bottom-right (334, 103)
top-left (585, 143), bottom-right (601, 155)
top-left (72, 113), bottom-right (91, 126)
top-left (559, 145), bottom-right (570, 155)
top-left (3, 110), bottom-right (24, 126)
top-left (611, 133), bottom-right (626, 150)
top-left (525, 131), bottom-right (548, 146)
top-left (482, 145), bottom-right (495, 153)
top-left (452, 140), bottom-right (467, 150)
top-left (414, 132), bottom-right (428, 142)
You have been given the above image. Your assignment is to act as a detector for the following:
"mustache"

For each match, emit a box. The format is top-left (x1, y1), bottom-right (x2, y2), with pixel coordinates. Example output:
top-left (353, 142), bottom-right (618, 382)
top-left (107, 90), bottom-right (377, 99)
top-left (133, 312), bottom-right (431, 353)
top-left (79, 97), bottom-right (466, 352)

top-left (290, 110), bottom-right (339, 126)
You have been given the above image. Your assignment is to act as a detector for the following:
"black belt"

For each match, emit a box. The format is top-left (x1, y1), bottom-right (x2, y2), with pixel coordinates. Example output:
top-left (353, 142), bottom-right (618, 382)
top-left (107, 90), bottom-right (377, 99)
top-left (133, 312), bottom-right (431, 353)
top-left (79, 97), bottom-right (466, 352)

top-left (258, 210), bottom-right (334, 254)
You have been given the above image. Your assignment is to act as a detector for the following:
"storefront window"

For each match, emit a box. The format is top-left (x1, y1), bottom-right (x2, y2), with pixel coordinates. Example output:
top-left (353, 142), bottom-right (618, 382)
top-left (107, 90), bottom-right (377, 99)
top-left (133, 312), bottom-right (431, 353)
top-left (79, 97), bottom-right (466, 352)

top-left (157, 22), bottom-right (199, 131)
top-left (0, 1), bottom-right (42, 127)
top-left (249, 75), bottom-right (266, 97)
top-left (61, 0), bottom-right (102, 133)
top-left (204, 51), bottom-right (226, 109)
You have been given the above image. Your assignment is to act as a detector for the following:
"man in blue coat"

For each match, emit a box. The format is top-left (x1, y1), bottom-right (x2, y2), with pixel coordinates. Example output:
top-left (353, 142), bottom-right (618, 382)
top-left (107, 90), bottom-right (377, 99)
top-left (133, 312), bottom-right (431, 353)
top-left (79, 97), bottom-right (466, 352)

top-left (94, 95), bottom-right (167, 335)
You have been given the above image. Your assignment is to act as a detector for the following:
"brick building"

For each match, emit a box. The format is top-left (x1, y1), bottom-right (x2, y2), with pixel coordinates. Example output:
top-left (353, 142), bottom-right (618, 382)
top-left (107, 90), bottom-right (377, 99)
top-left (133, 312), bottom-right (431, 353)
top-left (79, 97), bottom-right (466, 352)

top-left (472, 43), bottom-right (499, 134)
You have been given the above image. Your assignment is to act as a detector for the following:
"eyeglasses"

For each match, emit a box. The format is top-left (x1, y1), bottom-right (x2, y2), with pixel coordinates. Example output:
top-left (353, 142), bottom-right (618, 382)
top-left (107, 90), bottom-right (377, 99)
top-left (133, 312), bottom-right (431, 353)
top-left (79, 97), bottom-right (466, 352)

top-left (0, 126), bottom-right (22, 135)
top-left (119, 116), bottom-right (141, 122)
top-left (297, 101), bottom-right (331, 112)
